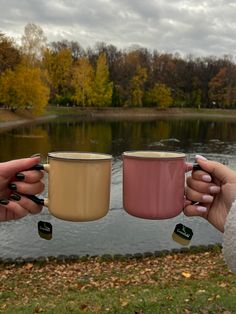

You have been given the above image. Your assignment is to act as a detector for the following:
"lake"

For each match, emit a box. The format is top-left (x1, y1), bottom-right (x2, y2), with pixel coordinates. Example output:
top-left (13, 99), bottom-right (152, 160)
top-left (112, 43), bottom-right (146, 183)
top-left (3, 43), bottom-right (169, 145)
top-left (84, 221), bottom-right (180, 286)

top-left (1, 114), bottom-right (236, 259)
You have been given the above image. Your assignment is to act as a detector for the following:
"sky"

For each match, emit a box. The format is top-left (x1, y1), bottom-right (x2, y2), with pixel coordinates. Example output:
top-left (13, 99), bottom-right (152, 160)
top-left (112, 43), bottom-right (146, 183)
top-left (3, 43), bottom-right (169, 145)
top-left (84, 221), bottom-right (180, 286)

top-left (1, 0), bottom-right (236, 57)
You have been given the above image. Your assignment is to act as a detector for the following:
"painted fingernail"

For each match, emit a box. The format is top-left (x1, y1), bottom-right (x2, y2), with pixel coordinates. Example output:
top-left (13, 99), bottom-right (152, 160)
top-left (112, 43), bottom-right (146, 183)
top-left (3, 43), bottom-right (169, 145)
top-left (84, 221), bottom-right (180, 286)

top-left (209, 186), bottom-right (221, 193)
top-left (196, 155), bottom-right (208, 161)
top-left (15, 173), bottom-right (25, 181)
top-left (30, 153), bottom-right (41, 158)
top-left (202, 175), bottom-right (212, 182)
top-left (202, 194), bottom-right (214, 202)
top-left (10, 193), bottom-right (21, 201)
top-left (8, 183), bottom-right (17, 191)
top-left (196, 206), bottom-right (207, 212)
top-left (0, 199), bottom-right (9, 205)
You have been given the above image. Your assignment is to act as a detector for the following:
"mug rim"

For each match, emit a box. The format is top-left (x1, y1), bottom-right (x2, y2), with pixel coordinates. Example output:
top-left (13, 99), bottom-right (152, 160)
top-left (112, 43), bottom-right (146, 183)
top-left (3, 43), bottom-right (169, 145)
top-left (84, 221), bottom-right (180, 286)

top-left (122, 150), bottom-right (186, 159)
top-left (48, 151), bottom-right (112, 161)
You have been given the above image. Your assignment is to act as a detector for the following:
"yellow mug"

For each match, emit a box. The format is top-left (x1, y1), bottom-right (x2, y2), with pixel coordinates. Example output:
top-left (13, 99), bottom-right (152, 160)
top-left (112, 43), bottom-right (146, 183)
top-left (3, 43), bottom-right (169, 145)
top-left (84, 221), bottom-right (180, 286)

top-left (30, 151), bottom-right (112, 222)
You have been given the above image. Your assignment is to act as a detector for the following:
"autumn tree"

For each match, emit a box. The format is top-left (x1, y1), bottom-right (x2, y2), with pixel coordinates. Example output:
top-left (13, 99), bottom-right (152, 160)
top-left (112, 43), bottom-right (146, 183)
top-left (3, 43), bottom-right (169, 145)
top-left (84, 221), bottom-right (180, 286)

top-left (92, 53), bottom-right (113, 106)
top-left (129, 65), bottom-right (147, 106)
top-left (72, 57), bottom-right (94, 106)
top-left (43, 48), bottom-right (73, 103)
top-left (209, 68), bottom-right (230, 107)
top-left (146, 83), bottom-right (173, 108)
top-left (0, 63), bottom-right (49, 114)
top-left (0, 33), bottom-right (21, 74)
top-left (21, 23), bottom-right (47, 66)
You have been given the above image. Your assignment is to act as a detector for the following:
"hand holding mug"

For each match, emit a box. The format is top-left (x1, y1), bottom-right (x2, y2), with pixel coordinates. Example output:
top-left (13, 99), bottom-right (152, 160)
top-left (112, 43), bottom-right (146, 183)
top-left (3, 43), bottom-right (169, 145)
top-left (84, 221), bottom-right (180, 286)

top-left (0, 156), bottom-right (44, 221)
top-left (184, 155), bottom-right (236, 232)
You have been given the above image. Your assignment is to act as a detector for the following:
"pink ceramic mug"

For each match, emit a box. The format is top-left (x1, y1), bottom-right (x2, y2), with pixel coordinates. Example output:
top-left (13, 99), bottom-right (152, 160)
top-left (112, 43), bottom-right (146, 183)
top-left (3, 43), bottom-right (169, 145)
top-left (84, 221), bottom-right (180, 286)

top-left (123, 151), bottom-right (188, 220)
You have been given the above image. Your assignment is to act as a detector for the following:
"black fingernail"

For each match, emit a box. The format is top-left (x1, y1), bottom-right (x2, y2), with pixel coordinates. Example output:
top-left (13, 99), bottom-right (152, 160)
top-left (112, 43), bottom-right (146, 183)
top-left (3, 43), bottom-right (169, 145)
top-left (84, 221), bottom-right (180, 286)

top-left (0, 199), bottom-right (9, 205)
top-left (30, 153), bottom-right (41, 158)
top-left (16, 173), bottom-right (25, 181)
top-left (10, 193), bottom-right (21, 201)
top-left (8, 183), bottom-right (17, 191)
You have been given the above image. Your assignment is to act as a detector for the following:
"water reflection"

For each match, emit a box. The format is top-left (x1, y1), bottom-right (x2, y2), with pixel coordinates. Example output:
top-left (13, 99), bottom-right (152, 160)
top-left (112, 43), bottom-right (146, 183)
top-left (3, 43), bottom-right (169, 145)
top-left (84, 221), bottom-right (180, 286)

top-left (1, 116), bottom-right (236, 258)
top-left (1, 117), bottom-right (236, 161)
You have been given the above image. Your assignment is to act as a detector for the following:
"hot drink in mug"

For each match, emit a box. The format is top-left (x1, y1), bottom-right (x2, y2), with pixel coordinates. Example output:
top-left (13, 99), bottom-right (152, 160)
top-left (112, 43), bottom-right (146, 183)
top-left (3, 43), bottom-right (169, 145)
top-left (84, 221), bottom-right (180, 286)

top-left (122, 151), bottom-right (191, 220)
top-left (31, 152), bottom-right (112, 222)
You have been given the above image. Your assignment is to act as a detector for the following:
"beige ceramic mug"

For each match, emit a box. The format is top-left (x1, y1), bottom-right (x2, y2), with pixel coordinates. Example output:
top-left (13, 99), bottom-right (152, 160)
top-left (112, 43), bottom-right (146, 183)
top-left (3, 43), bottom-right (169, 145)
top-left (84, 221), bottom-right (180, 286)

top-left (123, 151), bottom-right (188, 220)
top-left (31, 152), bottom-right (112, 222)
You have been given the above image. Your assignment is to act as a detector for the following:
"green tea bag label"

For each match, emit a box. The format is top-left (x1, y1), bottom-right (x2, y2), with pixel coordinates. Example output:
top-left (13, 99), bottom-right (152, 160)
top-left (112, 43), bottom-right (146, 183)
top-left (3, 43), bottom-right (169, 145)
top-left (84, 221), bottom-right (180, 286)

top-left (172, 223), bottom-right (193, 246)
top-left (38, 221), bottom-right (52, 240)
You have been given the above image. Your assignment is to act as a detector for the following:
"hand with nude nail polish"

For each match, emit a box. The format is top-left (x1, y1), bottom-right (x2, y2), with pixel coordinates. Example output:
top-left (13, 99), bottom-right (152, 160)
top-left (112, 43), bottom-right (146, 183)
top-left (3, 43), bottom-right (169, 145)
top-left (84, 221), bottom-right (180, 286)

top-left (0, 156), bottom-right (45, 221)
top-left (184, 155), bottom-right (236, 233)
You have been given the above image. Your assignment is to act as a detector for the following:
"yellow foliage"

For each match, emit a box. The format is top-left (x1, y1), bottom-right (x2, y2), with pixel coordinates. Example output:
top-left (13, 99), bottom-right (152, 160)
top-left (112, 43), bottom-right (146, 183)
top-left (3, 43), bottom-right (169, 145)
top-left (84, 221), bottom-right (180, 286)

top-left (0, 63), bottom-right (49, 115)
top-left (147, 83), bottom-right (173, 108)
top-left (130, 65), bottom-right (147, 106)
top-left (43, 48), bottom-right (72, 96)
top-left (92, 53), bottom-right (113, 107)
top-left (72, 57), bottom-right (94, 106)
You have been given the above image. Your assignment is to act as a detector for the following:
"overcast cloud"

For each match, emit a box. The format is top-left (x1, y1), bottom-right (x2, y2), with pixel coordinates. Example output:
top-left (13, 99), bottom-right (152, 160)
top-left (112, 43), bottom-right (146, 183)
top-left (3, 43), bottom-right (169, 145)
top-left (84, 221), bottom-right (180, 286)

top-left (1, 0), bottom-right (236, 57)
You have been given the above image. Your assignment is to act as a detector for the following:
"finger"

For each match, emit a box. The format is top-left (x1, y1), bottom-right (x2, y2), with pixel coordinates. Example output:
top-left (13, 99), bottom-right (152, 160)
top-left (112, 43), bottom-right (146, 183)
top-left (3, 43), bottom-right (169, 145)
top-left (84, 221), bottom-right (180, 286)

top-left (0, 205), bottom-right (25, 221)
top-left (0, 156), bottom-right (41, 178)
top-left (195, 157), bottom-right (236, 183)
top-left (186, 176), bottom-right (221, 195)
top-left (15, 170), bottom-right (44, 183)
top-left (0, 201), bottom-right (28, 219)
top-left (185, 186), bottom-right (214, 204)
top-left (8, 181), bottom-right (45, 195)
top-left (9, 193), bottom-right (43, 214)
top-left (183, 203), bottom-right (208, 218)
top-left (192, 169), bottom-right (212, 182)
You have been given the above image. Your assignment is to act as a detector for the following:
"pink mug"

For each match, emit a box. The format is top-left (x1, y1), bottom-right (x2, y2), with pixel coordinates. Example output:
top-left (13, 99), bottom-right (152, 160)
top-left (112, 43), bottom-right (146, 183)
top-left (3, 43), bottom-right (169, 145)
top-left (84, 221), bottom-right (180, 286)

top-left (123, 151), bottom-right (188, 220)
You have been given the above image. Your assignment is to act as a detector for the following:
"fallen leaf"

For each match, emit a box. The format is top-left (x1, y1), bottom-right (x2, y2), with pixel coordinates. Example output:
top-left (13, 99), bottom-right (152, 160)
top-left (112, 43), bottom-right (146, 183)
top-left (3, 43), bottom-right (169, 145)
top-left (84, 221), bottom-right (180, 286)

top-left (23, 263), bottom-right (34, 270)
top-left (182, 272), bottom-right (191, 278)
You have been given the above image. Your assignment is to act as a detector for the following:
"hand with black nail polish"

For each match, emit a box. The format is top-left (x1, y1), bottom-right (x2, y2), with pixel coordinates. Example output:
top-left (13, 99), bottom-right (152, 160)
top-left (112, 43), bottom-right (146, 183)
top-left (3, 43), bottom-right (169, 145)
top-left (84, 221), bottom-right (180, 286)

top-left (0, 156), bottom-right (45, 221)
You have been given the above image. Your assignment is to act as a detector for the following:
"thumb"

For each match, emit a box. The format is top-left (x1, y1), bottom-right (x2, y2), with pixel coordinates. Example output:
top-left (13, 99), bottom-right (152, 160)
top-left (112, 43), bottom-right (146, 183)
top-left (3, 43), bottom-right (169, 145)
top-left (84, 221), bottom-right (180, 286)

top-left (0, 156), bottom-right (41, 177)
top-left (196, 157), bottom-right (236, 183)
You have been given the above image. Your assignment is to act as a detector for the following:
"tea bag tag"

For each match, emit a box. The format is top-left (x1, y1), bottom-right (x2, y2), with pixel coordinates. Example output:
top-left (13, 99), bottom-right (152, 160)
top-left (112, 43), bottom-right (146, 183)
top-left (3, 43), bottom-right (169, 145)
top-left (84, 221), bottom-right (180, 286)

top-left (172, 223), bottom-right (193, 246)
top-left (38, 221), bottom-right (52, 240)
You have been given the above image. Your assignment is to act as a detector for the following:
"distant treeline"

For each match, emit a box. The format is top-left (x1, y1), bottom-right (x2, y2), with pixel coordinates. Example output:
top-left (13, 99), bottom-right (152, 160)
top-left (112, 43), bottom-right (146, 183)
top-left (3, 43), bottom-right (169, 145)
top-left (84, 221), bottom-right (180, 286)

top-left (0, 23), bottom-right (236, 115)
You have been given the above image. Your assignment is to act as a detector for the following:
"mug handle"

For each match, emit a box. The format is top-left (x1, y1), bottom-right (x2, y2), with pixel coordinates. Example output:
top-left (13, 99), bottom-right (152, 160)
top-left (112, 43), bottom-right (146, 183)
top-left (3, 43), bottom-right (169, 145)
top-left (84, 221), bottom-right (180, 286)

top-left (24, 194), bottom-right (45, 205)
top-left (192, 163), bottom-right (203, 171)
top-left (22, 163), bottom-right (50, 206)
top-left (28, 164), bottom-right (44, 171)
top-left (28, 164), bottom-right (50, 171)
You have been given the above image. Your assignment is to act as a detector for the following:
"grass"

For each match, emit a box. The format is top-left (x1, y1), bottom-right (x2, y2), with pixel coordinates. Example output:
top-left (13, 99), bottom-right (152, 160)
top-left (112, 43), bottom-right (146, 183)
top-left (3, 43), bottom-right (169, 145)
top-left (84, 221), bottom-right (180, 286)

top-left (1, 247), bottom-right (236, 313)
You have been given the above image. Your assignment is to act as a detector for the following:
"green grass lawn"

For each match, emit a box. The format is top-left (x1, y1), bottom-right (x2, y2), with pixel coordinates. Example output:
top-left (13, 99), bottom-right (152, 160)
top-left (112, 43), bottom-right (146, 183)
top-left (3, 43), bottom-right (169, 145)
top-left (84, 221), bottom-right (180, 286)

top-left (1, 247), bottom-right (236, 313)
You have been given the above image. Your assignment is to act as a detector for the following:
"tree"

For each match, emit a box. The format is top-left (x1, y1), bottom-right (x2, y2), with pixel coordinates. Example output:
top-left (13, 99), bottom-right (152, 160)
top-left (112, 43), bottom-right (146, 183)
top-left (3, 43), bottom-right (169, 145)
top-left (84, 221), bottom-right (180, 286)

top-left (0, 68), bottom-right (15, 106)
top-left (72, 57), bottom-right (94, 106)
top-left (21, 23), bottom-right (47, 65)
top-left (146, 83), bottom-right (173, 108)
top-left (208, 67), bottom-right (232, 108)
top-left (0, 32), bottom-right (21, 74)
top-left (92, 53), bottom-right (113, 106)
top-left (50, 40), bottom-right (85, 61)
top-left (43, 48), bottom-right (73, 102)
top-left (129, 65), bottom-right (147, 106)
top-left (0, 63), bottom-right (49, 114)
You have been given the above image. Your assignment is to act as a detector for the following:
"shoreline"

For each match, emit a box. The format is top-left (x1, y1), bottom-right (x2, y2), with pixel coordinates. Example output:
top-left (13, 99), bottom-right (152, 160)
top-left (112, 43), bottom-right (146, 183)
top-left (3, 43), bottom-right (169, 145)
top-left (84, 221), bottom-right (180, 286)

top-left (0, 243), bottom-right (221, 265)
top-left (1, 107), bottom-right (236, 131)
